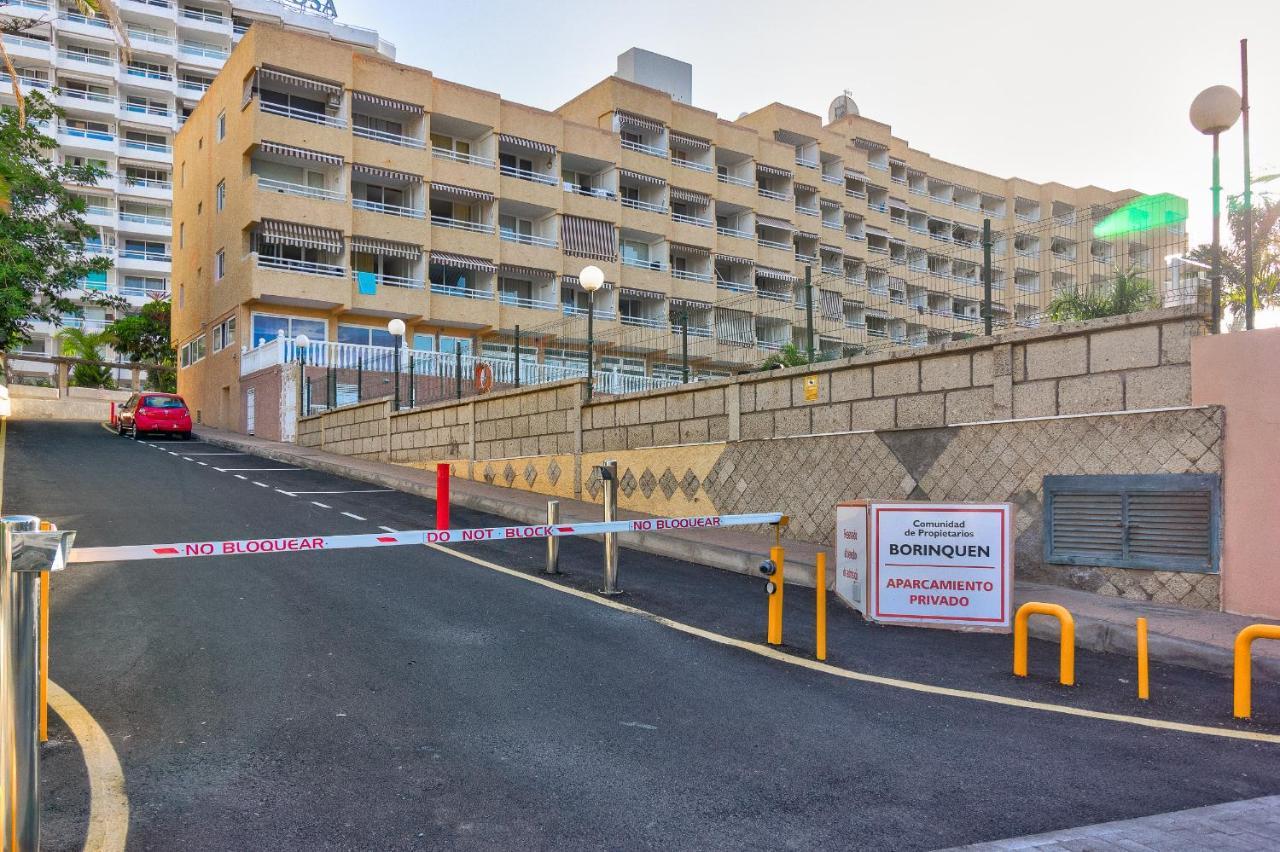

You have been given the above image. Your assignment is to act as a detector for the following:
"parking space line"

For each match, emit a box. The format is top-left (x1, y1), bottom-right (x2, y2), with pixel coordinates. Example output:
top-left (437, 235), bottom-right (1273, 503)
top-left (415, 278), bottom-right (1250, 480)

top-left (280, 489), bottom-right (393, 495)
top-left (378, 526), bottom-right (398, 533)
top-left (167, 452), bottom-right (178, 456)
top-left (182, 457), bottom-right (192, 461)
top-left (341, 512), bottom-right (367, 521)
top-left (311, 502), bottom-right (331, 509)
top-left (197, 462), bottom-right (208, 466)
top-left (181, 453), bottom-right (248, 457)
top-left (234, 475), bottom-right (247, 480)
top-left (274, 489), bottom-right (294, 496)
top-left (253, 481), bottom-right (270, 488)
top-left (213, 467), bottom-right (300, 472)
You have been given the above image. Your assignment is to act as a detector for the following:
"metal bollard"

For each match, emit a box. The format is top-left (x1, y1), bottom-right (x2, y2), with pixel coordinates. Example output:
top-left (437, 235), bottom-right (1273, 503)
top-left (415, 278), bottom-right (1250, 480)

top-left (598, 460), bottom-right (621, 595)
top-left (545, 500), bottom-right (560, 575)
top-left (4, 515), bottom-right (41, 852)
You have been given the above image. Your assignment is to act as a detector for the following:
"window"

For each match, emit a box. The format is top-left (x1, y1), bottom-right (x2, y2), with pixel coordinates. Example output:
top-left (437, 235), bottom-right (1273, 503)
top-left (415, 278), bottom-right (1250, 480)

top-left (337, 324), bottom-right (396, 348)
top-left (142, 395), bottom-right (186, 409)
top-left (179, 222), bottom-right (184, 248)
top-left (438, 336), bottom-right (473, 356)
top-left (1043, 474), bottom-right (1220, 573)
top-left (216, 180), bottom-right (225, 211)
top-left (412, 333), bottom-right (435, 351)
top-left (216, 110), bottom-right (226, 140)
top-left (215, 249), bottom-right (225, 281)
top-left (211, 316), bottom-right (236, 352)
top-left (179, 335), bottom-right (206, 368)
top-left (249, 313), bottom-right (326, 348)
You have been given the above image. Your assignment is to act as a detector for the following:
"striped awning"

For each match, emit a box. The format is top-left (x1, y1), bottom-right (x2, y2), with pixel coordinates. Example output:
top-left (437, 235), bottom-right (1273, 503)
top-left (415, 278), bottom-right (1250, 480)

top-left (755, 214), bottom-right (794, 232)
top-left (821, 244), bottom-right (844, 255)
top-left (619, 287), bottom-right (664, 300)
top-left (619, 169), bottom-right (665, 187)
top-left (258, 140), bottom-right (343, 165)
top-left (854, 137), bottom-right (888, 151)
top-left (351, 235), bottom-right (421, 259)
top-left (260, 219), bottom-right (343, 252)
top-left (353, 163), bottom-right (422, 184)
top-left (669, 131), bottom-right (710, 152)
top-left (257, 67), bottom-right (342, 99)
top-left (352, 90), bottom-right (423, 114)
top-left (794, 183), bottom-right (818, 194)
top-left (561, 274), bottom-right (614, 291)
top-left (428, 181), bottom-right (492, 202)
top-left (715, 253), bottom-right (754, 266)
top-left (820, 198), bottom-right (842, 210)
top-left (560, 215), bottom-right (616, 262)
top-left (498, 133), bottom-right (556, 156)
top-left (429, 251), bottom-right (496, 274)
top-left (756, 163), bottom-right (792, 179)
top-left (865, 224), bottom-right (890, 236)
top-left (669, 186), bottom-right (709, 206)
top-left (499, 263), bottom-right (555, 279)
top-left (844, 168), bottom-right (866, 179)
top-left (615, 110), bottom-right (664, 134)
top-left (755, 266), bottom-right (795, 282)
top-left (670, 297), bottom-right (712, 309)
top-left (669, 242), bottom-right (709, 257)
top-left (795, 229), bottom-right (818, 240)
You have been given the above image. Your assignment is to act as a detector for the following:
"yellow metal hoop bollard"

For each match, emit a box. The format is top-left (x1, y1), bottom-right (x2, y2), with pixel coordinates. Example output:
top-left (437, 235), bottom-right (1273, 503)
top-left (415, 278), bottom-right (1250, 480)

top-left (1233, 624), bottom-right (1280, 719)
top-left (1013, 602), bottom-right (1075, 686)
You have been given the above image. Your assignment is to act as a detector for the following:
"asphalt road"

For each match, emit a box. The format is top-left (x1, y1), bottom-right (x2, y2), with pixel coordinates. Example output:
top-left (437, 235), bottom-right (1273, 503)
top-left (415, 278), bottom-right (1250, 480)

top-left (7, 420), bottom-right (1280, 851)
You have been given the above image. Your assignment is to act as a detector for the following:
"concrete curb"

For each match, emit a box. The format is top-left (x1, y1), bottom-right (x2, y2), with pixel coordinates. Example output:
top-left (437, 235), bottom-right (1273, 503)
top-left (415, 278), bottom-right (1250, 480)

top-left (198, 430), bottom-right (1273, 683)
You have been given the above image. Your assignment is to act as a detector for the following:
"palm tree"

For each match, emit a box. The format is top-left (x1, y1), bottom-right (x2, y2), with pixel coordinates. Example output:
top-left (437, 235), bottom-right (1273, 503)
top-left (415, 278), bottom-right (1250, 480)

top-left (1047, 265), bottom-right (1155, 323)
top-left (58, 326), bottom-right (116, 388)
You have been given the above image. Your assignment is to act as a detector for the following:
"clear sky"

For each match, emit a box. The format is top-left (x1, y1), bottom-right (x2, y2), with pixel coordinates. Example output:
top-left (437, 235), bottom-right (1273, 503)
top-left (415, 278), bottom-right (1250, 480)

top-left (339, 0), bottom-right (1275, 248)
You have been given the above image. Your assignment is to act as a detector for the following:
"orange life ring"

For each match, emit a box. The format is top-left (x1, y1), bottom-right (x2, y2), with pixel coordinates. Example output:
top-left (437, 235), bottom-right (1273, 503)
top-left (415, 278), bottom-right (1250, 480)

top-left (474, 361), bottom-right (494, 393)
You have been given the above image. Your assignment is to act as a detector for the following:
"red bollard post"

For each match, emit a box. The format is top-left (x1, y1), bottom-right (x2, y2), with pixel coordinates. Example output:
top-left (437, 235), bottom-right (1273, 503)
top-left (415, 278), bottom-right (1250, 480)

top-left (109, 401), bottom-right (116, 426)
top-left (436, 463), bottom-right (450, 530)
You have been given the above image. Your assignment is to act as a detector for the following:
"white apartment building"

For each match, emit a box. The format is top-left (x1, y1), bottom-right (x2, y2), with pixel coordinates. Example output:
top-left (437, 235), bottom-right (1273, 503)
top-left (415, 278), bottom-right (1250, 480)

top-left (0, 0), bottom-right (391, 373)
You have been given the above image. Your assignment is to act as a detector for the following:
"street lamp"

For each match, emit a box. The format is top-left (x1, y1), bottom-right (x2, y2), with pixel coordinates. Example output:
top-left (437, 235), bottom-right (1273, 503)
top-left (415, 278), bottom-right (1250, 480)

top-left (294, 333), bottom-right (309, 416)
top-left (1190, 84), bottom-right (1242, 333)
top-left (387, 318), bottom-right (406, 410)
top-left (580, 265), bottom-right (604, 400)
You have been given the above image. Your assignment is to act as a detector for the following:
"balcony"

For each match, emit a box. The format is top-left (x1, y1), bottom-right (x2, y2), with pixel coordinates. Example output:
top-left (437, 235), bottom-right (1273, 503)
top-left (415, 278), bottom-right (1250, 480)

top-left (757, 237), bottom-right (790, 251)
top-left (178, 41), bottom-right (228, 66)
top-left (499, 163), bottom-right (558, 186)
top-left (259, 99), bottom-right (345, 129)
top-left (620, 138), bottom-right (667, 159)
top-left (2, 34), bottom-right (52, 62)
top-left (716, 225), bottom-right (752, 240)
top-left (57, 49), bottom-right (114, 73)
top-left (671, 156), bottom-right (712, 174)
top-left (126, 28), bottom-right (175, 48)
top-left (795, 204), bottom-right (819, 217)
top-left (498, 292), bottom-right (558, 311)
top-left (256, 254), bottom-right (344, 277)
top-left (354, 197), bottom-right (425, 219)
top-left (672, 268), bottom-right (712, 283)
top-left (432, 146), bottom-right (495, 168)
top-left (58, 125), bottom-right (115, 153)
top-left (257, 176), bottom-right (346, 202)
top-left (430, 283), bottom-right (492, 300)
top-left (620, 314), bottom-right (667, 329)
top-left (352, 123), bottom-right (424, 149)
top-left (717, 172), bottom-right (754, 189)
top-left (118, 246), bottom-right (170, 263)
top-left (621, 197), bottom-right (667, 215)
top-left (351, 270), bottom-right (423, 290)
top-left (500, 229), bottom-right (557, 249)
top-left (758, 188), bottom-right (790, 202)
top-left (431, 215), bottom-right (493, 234)
top-left (57, 88), bottom-right (116, 116)
top-left (671, 211), bottom-right (712, 228)
top-left (621, 256), bottom-right (666, 272)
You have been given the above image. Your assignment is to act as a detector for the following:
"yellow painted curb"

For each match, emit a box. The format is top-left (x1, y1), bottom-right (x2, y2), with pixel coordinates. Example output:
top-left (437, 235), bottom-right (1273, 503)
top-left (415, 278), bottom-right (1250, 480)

top-left (47, 680), bottom-right (129, 852)
top-left (427, 542), bottom-right (1280, 745)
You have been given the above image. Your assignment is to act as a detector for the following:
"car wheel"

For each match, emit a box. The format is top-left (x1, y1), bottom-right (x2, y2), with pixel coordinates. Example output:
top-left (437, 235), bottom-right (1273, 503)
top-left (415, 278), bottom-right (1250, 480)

top-left (116, 421), bottom-right (125, 436)
top-left (131, 424), bottom-right (141, 440)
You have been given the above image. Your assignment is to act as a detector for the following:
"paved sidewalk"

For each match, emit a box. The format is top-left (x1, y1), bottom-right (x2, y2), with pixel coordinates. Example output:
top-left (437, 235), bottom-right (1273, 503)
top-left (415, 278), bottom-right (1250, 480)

top-left (946, 794), bottom-right (1280, 850)
top-left (196, 426), bottom-right (1280, 681)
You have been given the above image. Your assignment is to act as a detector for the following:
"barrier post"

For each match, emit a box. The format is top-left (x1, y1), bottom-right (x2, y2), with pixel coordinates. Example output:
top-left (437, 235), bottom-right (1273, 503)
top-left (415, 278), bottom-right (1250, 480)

top-left (599, 460), bottom-right (621, 595)
top-left (3, 515), bottom-right (42, 851)
top-left (1233, 623), bottom-right (1280, 719)
top-left (815, 552), bottom-right (827, 661)
top-left (435, 464), bottom-right (450, 530)
top-left (109, 400), bottom-right (116, 426)
top-left (767, 544), bottom-right (785, 645)
top-left (545, 500), bottom-right (560, 575)
top-left (1012, 601), bottom-right (1075, 686)
top-left (1136, 617), bottom-right (1149, 701)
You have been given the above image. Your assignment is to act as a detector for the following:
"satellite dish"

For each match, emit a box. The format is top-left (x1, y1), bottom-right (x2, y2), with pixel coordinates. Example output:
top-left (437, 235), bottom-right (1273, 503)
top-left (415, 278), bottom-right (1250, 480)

top-left (829, 90), bottom-right (859, 123)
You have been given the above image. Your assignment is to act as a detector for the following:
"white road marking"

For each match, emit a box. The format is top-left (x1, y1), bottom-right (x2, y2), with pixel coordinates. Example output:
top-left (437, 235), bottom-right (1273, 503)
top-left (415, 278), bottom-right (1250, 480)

top-left (167, 452), bottom-right (178, 456)
top-left (213, 467), bottom-right (299, 472)
top-left (196, 462), bottom-right (208, 466)
top-left (181, 453), bottom-right (248, 456)
top-left (233, 475), bottom-right (247, 480)
top-left (182, 457), bottom-right (192, 461)
top-left (274, 489), bottom-right (294, 496)
top-left (341, 512), bottom-right (367, 521)
top-left (279, 489), bottom-right (393, 495)
top-left (378, 526), bottom-right (398, 533)
top-left (311, 502), bottom-right (331, 509)
top-left (253, 481), bottom-right (270, 488)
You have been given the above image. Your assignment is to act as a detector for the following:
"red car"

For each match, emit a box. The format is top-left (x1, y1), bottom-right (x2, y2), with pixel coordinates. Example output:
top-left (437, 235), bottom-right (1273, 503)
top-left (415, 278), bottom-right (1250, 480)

top-left (117, 392), bottom-right (193, 440)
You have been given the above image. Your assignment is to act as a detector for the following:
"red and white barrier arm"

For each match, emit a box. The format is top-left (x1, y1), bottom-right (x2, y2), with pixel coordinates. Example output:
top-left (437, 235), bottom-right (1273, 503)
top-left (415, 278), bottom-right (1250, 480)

top-left (66, 512), bottom-right (786, 565)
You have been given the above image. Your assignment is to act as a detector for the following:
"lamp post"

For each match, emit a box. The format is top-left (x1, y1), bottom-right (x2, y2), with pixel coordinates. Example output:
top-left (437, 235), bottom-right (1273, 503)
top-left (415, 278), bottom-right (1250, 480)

top-left (294, 333), bottom-right (309, 416)
top-left (580, 265), bottom-right (605, 400)
top-left (387, 318), bottom-right (405, 410)
top-left (1189, 85), bottom-right (1242, 333)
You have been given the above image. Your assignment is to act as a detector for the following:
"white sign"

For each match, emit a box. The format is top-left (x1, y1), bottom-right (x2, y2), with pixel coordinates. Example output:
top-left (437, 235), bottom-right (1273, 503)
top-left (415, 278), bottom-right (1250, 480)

top-left (834, 502), bottom-right (868, 615)
top-left (868, 502), bottom-right (1013, 631)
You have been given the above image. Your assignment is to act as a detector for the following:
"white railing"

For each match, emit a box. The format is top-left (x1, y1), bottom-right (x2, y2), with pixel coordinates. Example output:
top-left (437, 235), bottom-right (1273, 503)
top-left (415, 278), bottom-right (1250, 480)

top-left (61, 89), bottom-right (115, 105)
top-left (846, 189), bottom-right (867, 199)
top-left (4, 34), bottom-right (50, 50)
top-left (58, 49), bottom-right (113, 66)
top-left (620, 315), bottom-right (667, 329)
top-left (716, 172), bottom-right (754, 188)
top-left (757, 289), bottom-right (789, 302)
top-left (352, 271), bottom-right (423, 290)
top-left (795, 205), bottom-right (819, 216)
top-left (431, 146), bottom-right (495, 168)
top-left (621, 197), bottom-right (667, 215)
top-left (620, 138), bottom-right (667, 158)
top-left (257, 176), bottom-right (345, 201)
top-left (60, 11), bottom-right (112, 28)
top-left (121, 138), bottom-right (171, 154)
top-left (671, 157), bottom-right (712, 174)
top-left (180, 42), bottom-right (228, 59)
top-left (500, 229), bottom-right (557, 249)
top-left (255, 254), bottom-right (344, 277)
top-left (354, 197), bottom-right (425, 219)
top-left (178, 80), bottom-right (210, 94)
top-left (499, 164), bottom-right (558, 185)
top-left (757, 237), bottom-right (790, 251)
top-left (795, 157), bottom-right (819, 169)
top-left (259, 100), bottom-right (346, 128)
top-left (671, 212), bottom-right (712, 227)
top-left (119, 212), bottom-right (171, 227)
top-left (119, 249), bottom-right (170, 262)
top-left (354, 124), bottom-right (425, 149)
top-left (498, 292), bottom-right (559, 311)
top-left (821, 174), bottom-right (842, 185)
top-left (718, 279), bottom-right (753, 293)
top-left (672, 268), bottom-right (712, 283)
top-left (564, 183), bottom-right (616, 200)
top-left (124, 66), bottom-right (174, 82)
top-left (757, 188), bottom-right (790, 202)
top-left (717, 225), bottom-right (752, 240)
top-left (122, 103), bottom-right (171, 117)
top-left (127, 28), bottom-right (174, 46)
top-left (430, 283), bottom-right (492, 300)
top-left (621, 256), bottom-right (665, 272)
top-left (180, 7), bottom-right (226, 24)
top-left (431, 215), bottom-right (493, 233)
top-left (563, 305), bottom-right (617, 320)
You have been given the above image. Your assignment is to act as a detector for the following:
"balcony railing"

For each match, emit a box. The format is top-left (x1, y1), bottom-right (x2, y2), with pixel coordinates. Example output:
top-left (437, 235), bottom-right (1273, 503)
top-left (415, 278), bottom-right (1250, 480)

top-left (61, 11), bottom-right (112, 28)
top-left (717, 225), bottom-right (752, 240)
top-left (563, 183), bottom-right (616, 200)
top-left (671, 157), bottom-right (712, 173)
top-left (431, 146), bottom-right (494, 168)
top-left (122, 103), bottom-right (172, 117)
top-left (127, 28), bottom-right (174, 46)
top-left (621, 197), bottom-right (667, 215)
top-left (60, 125), bottom-right (114, 142)
top-left (257, 176), bottom-right (345, 201)
top-left (430, 283), bottom-right (493, 300)
top-left (119, 212), bottom-right (171, 227)
top-left (431, 215), bottom-right (493, 234)
top-left (620, 314), bottom-right (667, 329)
top-left (499, 229), bottom-right (557, 249)
top-left (757, 188), bottom-right (790, 202)
top-left (119, 248), bottom-right (171, 262)
top-left (177, 80), bottom-right (210, 94)
top-left (717, 279), bottom-right (753, 293)
top-left (180, 42), bottom-right (228, 60)
top-left (124, 66), bottom-right (174, 81)
top-left (756, 288), bottom-right (789, 302)
top-left (256, 254), bottom-right (344, 277)
top-left (180, 7), bottom-right (226, 24)
top-left (846, 189), bottom-right (867, 200)
top-left (259, 99), bottom-right (346, 128)
top-left (795, 205), bottom-right (819, 217)
top-left (61, 89), bottom-right (115, 105)
top-left (498, 292), bottom-right (559, 311)
top-left (58, 50), bottom-right (113, 67)
top-left (349, 124), bottom-right (424, 149)
top-left (499, 164), bottom-right (558, 186)
top-left (562, 305), bottom-right (617, 320)
top-left (351, 271), bottom-right (423, 290)
top-left (756, 237), bottom-right (790, 251)
top-left (716, 172), bottom-right (754, 188)
top-left (671, 212), bottom-right (712, 228)
top-left (671, 268), bottom-right (712, 283)
top-left (354, 197), bottom-right (425, 219)
top-left (620, 138), bottom-right (667, 158)
top-left (121, 138), bottom-right (171, 154)
top-left (621, 256), bottom-right (665, 272)
top-left (794, 157), bottom-right (819, 169)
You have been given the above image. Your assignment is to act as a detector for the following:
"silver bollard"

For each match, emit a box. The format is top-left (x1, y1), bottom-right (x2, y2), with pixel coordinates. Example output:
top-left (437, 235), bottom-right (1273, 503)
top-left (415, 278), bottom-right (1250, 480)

top-left (599, 460), bottom-right (621, 595)
top-left (3, 515), bottom-right (40, 852)
top-left (545, 500), bottom-right (560, 575)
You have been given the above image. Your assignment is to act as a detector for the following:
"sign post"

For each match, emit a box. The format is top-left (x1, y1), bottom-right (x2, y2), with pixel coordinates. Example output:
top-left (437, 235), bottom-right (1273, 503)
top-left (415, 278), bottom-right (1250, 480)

top-left (866, 502), bottom-right (1013, 632)
top-left (834, 501), bottom-right (868, 616)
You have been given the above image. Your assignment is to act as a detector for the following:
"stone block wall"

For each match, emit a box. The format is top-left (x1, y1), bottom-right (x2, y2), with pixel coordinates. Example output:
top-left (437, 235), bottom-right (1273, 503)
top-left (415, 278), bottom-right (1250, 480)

top-left (297, 397), bottom-right (390, 459)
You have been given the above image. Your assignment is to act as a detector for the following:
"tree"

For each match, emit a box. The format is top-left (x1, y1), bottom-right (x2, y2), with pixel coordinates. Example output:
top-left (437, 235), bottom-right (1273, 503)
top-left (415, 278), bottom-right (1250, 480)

top-left (57, 326), bottom-right (115, 388)
top-left (107, 299), bottom-right (175, 391)
top-left (759, 342), bottom-right (808, 370)
top-left (1187, 188), bottom-right (1280, 328)
top-left (1046, 265), bottom-right (1156, 323)
top-left (0, 90), bottom-right (119, 353)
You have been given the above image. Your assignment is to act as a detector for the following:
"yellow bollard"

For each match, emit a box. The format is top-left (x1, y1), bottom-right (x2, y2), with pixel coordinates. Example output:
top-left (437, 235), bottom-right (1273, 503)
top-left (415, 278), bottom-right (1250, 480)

top-left (38, 520), bottom-right (53, 743)
top-left (767, 545), bottom-right (784, 646)
top-left (1012, 602), bottom-right (1075, 686)
top-left (1136, 617), bottom-right (1149, 701)
top-left (1233, 623), bottom-right (1280, 719)
top-left (815, 553), bottom-right (827, 661)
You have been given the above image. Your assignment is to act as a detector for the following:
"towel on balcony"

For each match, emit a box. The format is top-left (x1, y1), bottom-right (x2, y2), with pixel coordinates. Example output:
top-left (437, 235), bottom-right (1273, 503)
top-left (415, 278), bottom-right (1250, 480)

top-left (356, 271), bottom-right (377, 295)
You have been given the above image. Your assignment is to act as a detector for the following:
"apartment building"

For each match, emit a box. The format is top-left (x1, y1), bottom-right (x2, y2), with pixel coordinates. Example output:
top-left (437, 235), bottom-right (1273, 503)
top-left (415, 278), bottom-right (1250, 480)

top-left (0, 0), bottom-right (391, 372)
top-left (172, 24), bottom-right (1182, 432)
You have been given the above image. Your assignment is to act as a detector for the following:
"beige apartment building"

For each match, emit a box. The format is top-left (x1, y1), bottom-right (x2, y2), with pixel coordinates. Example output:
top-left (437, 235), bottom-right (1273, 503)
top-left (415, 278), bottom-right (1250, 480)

top-left (173, 24), bottom-right (1180, 432)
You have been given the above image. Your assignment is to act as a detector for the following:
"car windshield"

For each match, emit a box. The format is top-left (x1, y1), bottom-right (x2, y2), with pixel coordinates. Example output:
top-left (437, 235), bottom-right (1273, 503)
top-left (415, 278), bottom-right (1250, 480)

top-left (142, 396), bottom-right (186, 409)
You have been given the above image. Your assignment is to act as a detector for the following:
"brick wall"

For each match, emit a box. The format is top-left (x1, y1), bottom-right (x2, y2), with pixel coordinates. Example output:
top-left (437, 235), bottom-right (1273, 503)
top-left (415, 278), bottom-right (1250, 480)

top-left (298, 398), bottom-right (391, 459)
